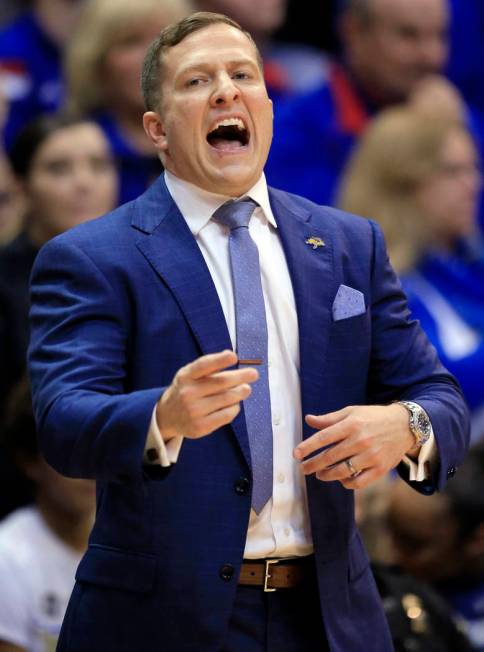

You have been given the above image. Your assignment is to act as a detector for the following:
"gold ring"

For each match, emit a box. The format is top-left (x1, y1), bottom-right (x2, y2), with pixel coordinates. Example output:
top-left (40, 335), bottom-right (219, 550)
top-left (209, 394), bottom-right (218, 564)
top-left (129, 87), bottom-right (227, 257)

top-left (345, 458), bottom-right (361, 479)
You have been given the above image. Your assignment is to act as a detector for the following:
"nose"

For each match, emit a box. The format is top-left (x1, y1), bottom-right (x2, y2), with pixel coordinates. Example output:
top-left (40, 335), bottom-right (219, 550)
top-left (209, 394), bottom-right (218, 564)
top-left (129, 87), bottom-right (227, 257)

top-left (73, 162), bottom-right (97, 193)
top-left (211, 73), bottom-right (240, 107)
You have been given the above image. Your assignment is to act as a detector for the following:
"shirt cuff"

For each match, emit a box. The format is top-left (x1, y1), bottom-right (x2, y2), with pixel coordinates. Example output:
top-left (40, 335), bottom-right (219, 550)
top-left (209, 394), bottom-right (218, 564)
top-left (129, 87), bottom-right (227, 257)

top-left (402, 429), bottom-right (437, 481)
top-left (143, 405), bottom-right (183, 467)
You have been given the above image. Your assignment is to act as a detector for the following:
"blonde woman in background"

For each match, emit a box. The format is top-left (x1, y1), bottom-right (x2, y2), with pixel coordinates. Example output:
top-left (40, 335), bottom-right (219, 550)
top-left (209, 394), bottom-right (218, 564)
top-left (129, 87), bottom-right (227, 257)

top-left (340, 105), bottom-right (484, 439)
top-left (65, 0), bottom-right (193, 205)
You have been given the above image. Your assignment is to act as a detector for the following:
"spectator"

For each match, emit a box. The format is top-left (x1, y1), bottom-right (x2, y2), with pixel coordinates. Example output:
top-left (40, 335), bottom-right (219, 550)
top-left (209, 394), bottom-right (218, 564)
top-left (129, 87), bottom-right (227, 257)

top-left (0, 154), bottom-right (24, 246)
top-left (0, 0), bottom-right (86, 150)
top-left (0, 379), bottom-right (95, 652)
top-left (0, 88), bottom-right (24, 244)
top-left (65, 0), bottom-right (193, 205)
top-left (387, 443), bottom-right (484, 651)
top-left (265, 0), bottom-right (460, 205)
top-left (339, 106), bottom-right (484, 439)
top-left (0, 113), bottom-right (118, 426)
top-left (194, 0), bottom-right (327, 99)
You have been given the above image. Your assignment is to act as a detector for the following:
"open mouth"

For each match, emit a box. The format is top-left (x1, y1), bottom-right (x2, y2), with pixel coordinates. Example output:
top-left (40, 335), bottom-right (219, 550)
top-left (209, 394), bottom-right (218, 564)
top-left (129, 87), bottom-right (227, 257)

top-left (207, 118), bottom-right (249, 151)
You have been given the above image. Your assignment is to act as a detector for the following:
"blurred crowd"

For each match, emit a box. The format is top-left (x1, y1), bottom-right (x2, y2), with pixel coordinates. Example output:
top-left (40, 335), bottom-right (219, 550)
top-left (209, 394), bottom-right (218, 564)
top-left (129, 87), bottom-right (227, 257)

top-left (0, 0), bottom-right (483, 651)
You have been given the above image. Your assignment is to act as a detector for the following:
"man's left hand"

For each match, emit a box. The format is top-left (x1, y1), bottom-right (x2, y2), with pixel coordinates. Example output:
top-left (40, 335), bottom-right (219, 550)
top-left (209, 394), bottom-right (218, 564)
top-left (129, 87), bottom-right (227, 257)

top-left (294, 404), bottom-right (415, 489)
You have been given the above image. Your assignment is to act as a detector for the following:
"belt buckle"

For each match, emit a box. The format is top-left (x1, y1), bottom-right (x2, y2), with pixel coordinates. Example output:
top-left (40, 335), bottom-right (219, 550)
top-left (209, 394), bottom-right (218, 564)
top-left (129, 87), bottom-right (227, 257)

top-left (264, 558), bottom-right (279, 592)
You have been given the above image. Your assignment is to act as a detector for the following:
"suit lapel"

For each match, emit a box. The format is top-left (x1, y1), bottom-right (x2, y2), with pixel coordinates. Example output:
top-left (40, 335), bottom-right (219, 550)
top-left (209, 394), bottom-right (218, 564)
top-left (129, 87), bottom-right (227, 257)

top-left (133, 176), bottom-right (231, 355)
top-left (269, 189), bottom-right (337, 437)
top-left (133, 176), bottom-right (252, 468)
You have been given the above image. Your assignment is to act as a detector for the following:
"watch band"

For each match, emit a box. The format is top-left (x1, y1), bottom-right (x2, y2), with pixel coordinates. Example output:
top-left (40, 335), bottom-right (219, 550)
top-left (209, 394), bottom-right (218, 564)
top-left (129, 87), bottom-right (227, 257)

top-left (398, 400), bottom-right (432, 447)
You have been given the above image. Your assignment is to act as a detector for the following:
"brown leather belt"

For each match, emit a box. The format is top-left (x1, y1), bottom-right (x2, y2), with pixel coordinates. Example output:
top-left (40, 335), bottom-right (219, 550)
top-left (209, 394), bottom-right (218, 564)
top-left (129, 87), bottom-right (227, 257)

top-left (239, 556), bottom-right (314, 592)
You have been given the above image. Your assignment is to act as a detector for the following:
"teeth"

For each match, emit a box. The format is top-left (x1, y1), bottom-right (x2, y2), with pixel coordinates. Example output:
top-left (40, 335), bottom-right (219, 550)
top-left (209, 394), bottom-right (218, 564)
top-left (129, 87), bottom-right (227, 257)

top-left (211, 118), bottom-right (245, 131)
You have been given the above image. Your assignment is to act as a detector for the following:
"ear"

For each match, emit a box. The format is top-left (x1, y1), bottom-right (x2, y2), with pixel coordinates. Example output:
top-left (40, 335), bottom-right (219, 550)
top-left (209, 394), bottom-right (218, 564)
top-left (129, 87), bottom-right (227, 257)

top-left (142, 111), bottom-right (168, 153)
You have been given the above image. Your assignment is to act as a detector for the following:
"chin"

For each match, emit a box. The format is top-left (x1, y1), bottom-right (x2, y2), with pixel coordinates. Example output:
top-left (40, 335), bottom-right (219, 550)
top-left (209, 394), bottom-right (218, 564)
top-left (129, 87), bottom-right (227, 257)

top-left (216, 167), bottom-right (260, 193)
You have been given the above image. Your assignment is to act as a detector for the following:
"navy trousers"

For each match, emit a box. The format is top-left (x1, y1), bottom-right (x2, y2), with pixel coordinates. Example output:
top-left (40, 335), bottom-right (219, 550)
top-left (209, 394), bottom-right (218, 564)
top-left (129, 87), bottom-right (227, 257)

top-left (222, 564), bottom-right (329, 652)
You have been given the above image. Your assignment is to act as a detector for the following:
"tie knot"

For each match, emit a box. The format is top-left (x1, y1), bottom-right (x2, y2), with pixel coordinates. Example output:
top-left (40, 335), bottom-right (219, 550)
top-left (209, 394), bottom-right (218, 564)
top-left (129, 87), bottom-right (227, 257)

top-left (212, 197), bottom-right (258, 230)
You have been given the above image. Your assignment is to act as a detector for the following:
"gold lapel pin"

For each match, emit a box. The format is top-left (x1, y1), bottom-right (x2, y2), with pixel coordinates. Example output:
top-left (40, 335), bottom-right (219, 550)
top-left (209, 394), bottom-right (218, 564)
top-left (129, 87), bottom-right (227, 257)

top-left (305, 236), bottom-right (325, 250)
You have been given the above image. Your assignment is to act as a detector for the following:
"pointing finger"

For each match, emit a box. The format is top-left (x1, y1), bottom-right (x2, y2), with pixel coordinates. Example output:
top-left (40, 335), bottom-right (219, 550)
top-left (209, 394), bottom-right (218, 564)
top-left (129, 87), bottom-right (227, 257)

top-left (182, 350), bottom-right (238, 381)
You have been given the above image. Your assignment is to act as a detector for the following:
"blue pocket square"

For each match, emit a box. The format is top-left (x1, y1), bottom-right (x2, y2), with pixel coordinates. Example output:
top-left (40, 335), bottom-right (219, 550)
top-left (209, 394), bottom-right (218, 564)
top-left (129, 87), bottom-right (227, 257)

top-left (332, 285), bottom-right (366, 321)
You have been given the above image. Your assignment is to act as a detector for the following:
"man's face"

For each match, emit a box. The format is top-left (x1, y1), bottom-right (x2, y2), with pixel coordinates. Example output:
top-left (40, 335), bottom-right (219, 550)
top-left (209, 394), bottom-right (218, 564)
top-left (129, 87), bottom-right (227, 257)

top-left (348, 0), bottom-right (449, 105)
top-left (143, 23), bottom-right (273, 197)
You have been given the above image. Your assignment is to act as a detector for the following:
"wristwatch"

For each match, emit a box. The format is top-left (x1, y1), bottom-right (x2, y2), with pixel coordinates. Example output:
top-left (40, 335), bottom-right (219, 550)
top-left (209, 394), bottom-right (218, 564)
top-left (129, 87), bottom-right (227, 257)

top-left (397, 401), bottom-right (432, 447)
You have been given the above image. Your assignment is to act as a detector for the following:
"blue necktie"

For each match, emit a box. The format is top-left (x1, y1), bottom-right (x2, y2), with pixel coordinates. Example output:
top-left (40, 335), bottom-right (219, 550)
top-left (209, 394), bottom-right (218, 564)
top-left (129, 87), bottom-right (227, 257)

top-left (213, 198), bottom-right (273, 514)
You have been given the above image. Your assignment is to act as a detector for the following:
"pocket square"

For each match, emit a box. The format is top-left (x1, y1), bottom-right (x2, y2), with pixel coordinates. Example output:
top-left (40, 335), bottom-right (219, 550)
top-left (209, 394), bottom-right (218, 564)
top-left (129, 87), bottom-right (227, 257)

top-left (332, 285), bottom-right (366, 321)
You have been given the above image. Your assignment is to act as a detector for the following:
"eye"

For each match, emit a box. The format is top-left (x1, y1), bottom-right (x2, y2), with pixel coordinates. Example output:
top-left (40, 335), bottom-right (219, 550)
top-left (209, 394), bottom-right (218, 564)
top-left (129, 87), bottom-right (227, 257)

top-left (43, 160), bottom-right (71, 175)
top-left (186, 77), bottom-right (206, 87)
top-left (233, 71), bottom-right (250, 81)
top-left (90, 156), bottom-right (116, 173)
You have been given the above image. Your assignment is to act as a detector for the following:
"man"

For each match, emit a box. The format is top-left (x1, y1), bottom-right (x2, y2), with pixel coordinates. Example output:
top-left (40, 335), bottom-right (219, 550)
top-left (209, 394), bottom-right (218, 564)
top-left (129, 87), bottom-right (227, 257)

top-left (388, 444), bottom-right (484, 651)
top-left (265, 0), bottom-right (461, 205)
top-left (28, 11), bottom-right (469, 652)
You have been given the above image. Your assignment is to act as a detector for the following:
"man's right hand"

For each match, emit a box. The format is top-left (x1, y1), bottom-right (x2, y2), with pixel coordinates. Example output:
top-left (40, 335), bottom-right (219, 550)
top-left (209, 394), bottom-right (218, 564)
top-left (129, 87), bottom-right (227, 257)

top-left (156, 350), bottom-right (258, 442)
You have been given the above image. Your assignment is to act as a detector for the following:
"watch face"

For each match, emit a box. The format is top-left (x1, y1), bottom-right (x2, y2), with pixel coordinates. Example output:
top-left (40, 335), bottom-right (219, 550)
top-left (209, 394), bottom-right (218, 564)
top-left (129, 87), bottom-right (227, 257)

top-left (416, 411), bottom-right (431, 436)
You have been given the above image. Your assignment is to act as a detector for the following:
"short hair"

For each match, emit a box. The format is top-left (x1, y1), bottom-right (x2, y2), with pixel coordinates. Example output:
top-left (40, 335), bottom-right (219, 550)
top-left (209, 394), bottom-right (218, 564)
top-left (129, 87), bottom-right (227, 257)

top-left (66, 0), bottom-right (194, 115)
top-left (141, 11), bottom-right (263, 112)
top-left (9, 112), bottom-right (100, 179)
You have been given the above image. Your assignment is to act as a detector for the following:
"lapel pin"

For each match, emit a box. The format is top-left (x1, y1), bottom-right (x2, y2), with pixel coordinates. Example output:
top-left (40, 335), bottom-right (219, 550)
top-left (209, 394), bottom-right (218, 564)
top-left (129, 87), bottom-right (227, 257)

top-left (305, 236), bottom-right (325, 250)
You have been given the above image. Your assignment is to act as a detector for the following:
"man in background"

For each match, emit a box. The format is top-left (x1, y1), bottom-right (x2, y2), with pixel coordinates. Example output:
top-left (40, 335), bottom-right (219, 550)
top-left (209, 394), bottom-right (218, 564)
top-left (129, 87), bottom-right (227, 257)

top-left (265, 0), bottom-right (477, 206)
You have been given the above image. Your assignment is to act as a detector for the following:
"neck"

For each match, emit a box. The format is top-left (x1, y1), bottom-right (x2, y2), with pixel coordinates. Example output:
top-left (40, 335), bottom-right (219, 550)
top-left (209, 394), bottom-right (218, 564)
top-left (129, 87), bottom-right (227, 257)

top-left (344, 57), bottom-right (397, 108)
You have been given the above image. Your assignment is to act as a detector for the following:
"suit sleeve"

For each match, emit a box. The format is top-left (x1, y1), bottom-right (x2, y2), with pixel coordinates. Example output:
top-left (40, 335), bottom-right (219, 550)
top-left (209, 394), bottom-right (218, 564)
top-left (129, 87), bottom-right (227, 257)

top-left (366, 220), bottom-right (470, 493)
top-left (28, 237), bottom-right (168, 485)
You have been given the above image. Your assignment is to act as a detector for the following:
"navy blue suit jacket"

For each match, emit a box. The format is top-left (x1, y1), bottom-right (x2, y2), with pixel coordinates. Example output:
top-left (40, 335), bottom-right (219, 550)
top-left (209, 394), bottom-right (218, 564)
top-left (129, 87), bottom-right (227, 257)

top-left (29, 176), bottom-right (469, 652)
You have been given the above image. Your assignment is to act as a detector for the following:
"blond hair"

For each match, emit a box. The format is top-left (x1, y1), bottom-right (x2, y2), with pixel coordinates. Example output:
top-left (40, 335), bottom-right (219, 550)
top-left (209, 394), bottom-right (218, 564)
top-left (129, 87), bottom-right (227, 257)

top-left (339, 106), bottom-right (466, 272)
top-left (65, 0), bottom-right (194, 114)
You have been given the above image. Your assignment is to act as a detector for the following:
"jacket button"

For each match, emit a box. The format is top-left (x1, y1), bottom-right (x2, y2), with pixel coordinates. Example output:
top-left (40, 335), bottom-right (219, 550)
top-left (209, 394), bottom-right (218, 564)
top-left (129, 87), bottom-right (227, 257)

top-left (234, 477), bottom-right (250, 495)
top-left (447, 466), bottom-right (456, 478)
top-left (220, 564), bottom-right (234, 581)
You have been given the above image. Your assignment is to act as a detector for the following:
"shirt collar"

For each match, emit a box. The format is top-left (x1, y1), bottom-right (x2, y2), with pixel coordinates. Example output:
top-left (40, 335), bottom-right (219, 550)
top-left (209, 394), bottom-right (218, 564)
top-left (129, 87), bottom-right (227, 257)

top-left (164, 170), bottom-right (276, 236)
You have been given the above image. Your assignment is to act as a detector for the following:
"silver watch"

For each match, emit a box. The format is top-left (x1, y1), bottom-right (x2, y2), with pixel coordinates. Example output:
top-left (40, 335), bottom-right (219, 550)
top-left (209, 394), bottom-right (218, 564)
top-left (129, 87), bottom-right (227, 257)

top-left (398, 401), bottom-right (432, 447)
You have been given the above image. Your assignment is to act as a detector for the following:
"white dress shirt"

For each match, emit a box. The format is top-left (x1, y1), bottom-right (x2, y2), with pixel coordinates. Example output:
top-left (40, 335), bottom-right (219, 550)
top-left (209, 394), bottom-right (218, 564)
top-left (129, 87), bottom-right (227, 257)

top-left (145, 170), bottom-right (435, 559)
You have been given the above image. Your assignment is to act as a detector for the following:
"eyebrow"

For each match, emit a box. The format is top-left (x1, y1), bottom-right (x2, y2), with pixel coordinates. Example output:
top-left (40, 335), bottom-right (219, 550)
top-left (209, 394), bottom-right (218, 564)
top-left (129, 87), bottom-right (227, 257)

top-left (177, 58), bottom-right (259, 78)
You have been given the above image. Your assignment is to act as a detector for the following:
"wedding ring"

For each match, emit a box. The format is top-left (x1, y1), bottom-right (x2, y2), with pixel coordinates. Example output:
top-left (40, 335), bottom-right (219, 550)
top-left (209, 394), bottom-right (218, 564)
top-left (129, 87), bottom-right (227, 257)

top-left (345, 458), bottom-right (361, 479)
